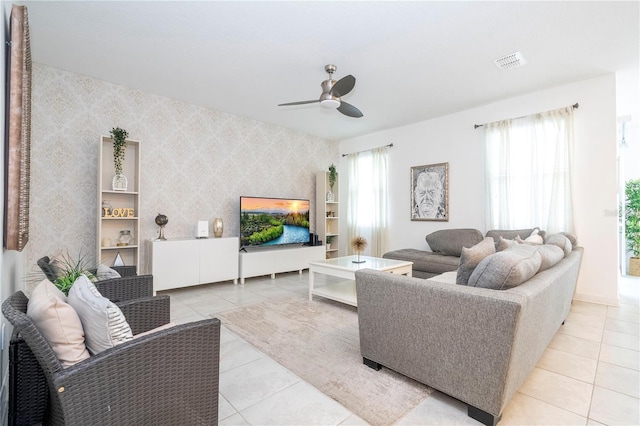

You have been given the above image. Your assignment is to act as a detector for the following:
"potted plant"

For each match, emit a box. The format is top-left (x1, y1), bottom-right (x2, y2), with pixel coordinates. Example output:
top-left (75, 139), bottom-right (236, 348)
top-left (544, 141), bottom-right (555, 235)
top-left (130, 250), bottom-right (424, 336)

top-left (326, 235), bottom-right (335, 250)
top-left (625, 178), bottom-right (640, 276)
top-left (110, 127), bottom-right (129, 191)
top-left (327, 163), bottom-right (337, 201)
top-left (351, 236), bottom-right (367, 263)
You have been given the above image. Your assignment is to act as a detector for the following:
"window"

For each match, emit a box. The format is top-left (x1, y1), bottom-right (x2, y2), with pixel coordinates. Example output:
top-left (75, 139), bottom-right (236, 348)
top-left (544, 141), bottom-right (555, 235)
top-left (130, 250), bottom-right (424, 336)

top-left (346, 147), bottom-right (389, 257)
top-left (484, 106), bottom-right (575, 233)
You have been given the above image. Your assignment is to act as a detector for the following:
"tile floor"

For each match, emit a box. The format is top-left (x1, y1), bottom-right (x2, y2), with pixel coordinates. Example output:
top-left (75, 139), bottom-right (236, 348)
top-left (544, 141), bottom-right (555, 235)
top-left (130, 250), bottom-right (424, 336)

top-left (161, 273), bottom-right (640, 425)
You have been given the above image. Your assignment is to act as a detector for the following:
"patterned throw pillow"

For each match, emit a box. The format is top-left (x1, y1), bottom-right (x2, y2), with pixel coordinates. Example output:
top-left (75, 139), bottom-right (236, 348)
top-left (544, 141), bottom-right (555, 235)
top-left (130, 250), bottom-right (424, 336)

top-left (68, 275), bottom-right (133, 355)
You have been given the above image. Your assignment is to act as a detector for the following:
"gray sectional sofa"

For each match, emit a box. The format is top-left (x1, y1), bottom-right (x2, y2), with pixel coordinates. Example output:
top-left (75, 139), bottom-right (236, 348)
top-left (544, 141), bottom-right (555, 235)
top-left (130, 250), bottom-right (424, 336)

top-left (356, 232), bottom-right (582, 425)
top-left (383, 228), bottom-right (539, 278)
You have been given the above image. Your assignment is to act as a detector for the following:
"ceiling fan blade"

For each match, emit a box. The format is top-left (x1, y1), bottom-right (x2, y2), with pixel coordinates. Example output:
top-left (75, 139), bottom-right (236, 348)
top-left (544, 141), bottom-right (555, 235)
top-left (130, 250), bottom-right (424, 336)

top-left (330, 75), bottom-right (356, 97)
top-left (337, 101), bottom-right (363, 118)
top-left (278, 100), bottom-right (319, 106)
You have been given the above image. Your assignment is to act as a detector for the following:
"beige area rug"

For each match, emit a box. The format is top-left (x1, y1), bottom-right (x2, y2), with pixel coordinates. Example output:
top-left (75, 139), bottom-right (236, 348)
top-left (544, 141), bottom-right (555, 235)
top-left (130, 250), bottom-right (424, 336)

top-left (216, 296), bottom-right (432, 425)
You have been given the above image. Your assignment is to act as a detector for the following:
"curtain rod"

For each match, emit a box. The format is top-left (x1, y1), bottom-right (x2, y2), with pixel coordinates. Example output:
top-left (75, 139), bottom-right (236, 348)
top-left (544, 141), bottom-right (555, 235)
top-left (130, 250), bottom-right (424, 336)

top-left (474, 103), bottom-right (579, 129)
top-left (341, 143), bottom-right (394, 157)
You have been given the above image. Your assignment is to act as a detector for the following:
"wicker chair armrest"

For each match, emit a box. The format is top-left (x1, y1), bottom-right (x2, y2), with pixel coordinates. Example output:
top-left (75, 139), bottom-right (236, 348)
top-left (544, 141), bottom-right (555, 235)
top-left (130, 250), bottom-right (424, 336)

top-left (53, 318), bottom-right (221, 425)
top-left (117, 295), bottom-right (170, 335)
top-left (94, 274), bottom-right (153, 303)
top-left (112, 265), bottom-right (137, 277)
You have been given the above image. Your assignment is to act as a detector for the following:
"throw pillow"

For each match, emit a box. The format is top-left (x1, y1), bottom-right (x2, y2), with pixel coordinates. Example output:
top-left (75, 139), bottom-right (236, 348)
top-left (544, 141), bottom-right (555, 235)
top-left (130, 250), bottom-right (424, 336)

top-left (425, 229), bottom-right (483, 256)
top-left (95, 263), bottom-right (122, 281)
top-left (545, 233), bottom-right (573, 257)
top-left (467, 245), bottom-right (542, 290)
top-left (515, 235), bottom-right (544, 245)
top-left (560, 232), bottom-right (578, 248)
top-left (456, 237), bottom-right (496, 285)
top-left (536, 244), bottom-right (565, 271)
top-left (497, 236), bottom-right (519, 251)
top-left (68, 275), bottom-right (133, 355)
top-left (27, 279), bottom-right (90, 367)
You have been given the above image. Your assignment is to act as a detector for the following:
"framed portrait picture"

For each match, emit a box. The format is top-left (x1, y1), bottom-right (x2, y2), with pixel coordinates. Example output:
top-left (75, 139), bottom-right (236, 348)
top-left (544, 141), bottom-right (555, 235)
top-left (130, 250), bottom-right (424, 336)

top-left (410, 162), bottom-right (449, 221)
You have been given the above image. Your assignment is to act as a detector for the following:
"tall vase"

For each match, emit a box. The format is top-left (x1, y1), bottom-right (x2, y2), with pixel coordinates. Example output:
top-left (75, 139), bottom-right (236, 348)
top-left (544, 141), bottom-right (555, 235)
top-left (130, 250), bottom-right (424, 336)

top-left (112, 174), bottom-right (128, 191)
top-left (213, 218), bottom-right (223, 238)
top-left (327, 190), bottom-right (334, 202)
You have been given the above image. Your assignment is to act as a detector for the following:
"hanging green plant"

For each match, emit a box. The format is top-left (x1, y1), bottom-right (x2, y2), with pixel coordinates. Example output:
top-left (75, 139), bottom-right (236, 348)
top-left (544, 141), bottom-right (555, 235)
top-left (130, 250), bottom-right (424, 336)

top-left (110, 127), bottom-right (129, 176)
top-left (328, 163), bottom-right (337, 191)
top-left (625, 179), bottom-right (640, 258)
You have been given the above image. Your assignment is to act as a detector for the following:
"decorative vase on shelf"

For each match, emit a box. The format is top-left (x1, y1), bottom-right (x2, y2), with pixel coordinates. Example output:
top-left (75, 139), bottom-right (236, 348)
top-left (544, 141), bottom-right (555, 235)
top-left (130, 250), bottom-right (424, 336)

top-left (112, 174), bottom-right (128, 191)
top-left (327, 190), bottom-right (334, 202)
top-left (213, 218), bottom-right (224, 238)
top-left (117, 230), bottom-right (133, 246)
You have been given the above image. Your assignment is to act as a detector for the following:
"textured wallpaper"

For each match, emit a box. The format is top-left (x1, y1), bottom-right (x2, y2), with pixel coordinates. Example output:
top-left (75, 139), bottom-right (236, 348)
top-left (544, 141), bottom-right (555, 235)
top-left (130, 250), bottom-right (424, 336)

top-left (27, 64), bottom-right (337, 289)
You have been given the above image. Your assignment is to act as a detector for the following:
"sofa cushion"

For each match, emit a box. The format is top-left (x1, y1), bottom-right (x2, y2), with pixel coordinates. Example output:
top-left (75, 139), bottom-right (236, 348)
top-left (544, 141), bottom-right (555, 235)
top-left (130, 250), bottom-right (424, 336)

top-left (560, 232), bottom-right (578, 248)
top-left (467, 245), bottom-right (542, 290)
top-left (545, 233), bottom-right (573, 257)
top-left (425, 229), bottom-right (483, 257)
top-left (67, 275), bottom-right (133, 355)
top-left (537, 244), bottom-right (565, 271)
top-left (95, 263), bottom-right (122, 281)
top-left (456, 237), bottom-right (496, 285)
top-left (27, 279), bottom-right (90, 367)
top-left (485, 228), bottom-right (535, 242)
top-left (383, 249), bottom-right (459, 274)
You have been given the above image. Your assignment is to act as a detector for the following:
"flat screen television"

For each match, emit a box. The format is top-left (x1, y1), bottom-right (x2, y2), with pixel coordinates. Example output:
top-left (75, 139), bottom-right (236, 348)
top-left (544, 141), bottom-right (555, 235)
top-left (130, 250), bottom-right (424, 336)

top-left (240, 196), bottom-right (310, 249)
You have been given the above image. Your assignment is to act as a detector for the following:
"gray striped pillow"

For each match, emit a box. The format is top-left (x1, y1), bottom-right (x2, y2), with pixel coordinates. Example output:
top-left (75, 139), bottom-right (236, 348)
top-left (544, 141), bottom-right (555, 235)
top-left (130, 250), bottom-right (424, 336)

top-left (68, 275), bottom-right (133, 355)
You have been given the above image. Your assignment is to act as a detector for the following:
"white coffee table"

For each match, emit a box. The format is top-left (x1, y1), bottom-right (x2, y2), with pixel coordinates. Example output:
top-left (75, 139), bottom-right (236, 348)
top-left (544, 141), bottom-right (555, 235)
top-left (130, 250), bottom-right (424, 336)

top-left (308, 255), bottom-right (413, 306)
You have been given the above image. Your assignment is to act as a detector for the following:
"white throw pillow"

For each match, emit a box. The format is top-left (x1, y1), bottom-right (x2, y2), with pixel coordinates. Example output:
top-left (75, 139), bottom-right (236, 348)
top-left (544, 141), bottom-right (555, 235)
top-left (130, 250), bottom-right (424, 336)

top-left (27, 279), bottom-right (90, 367)
top-left (95, 263), bottom-right (122, 281)
top-left (68, 275), bottom-right (133, 355)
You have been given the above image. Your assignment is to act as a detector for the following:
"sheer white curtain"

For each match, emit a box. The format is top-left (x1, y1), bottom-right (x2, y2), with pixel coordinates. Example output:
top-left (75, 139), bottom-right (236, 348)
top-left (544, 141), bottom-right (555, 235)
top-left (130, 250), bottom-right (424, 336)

top-left (346, 147), bottom-right (389, 257)
top-left (484, 106), bottom-right (575, 233)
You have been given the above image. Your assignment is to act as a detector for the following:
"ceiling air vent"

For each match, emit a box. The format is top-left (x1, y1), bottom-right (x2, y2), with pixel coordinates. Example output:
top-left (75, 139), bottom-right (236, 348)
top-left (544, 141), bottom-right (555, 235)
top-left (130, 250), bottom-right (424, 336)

top-left (493, 51), bottom-right (526, 70)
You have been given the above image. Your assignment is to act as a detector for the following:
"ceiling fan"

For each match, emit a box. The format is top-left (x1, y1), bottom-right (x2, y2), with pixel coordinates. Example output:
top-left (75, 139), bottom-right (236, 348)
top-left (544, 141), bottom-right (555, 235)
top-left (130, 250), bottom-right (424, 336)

top-left (278, 64), bottom-right (363, 118)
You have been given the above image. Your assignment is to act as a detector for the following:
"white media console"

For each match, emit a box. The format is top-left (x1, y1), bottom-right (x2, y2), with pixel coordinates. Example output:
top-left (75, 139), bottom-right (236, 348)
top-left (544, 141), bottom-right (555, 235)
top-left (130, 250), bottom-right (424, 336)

top-left (150, 237), bottom-right (239, 291)
top-left (239, 245), bottom-right (325, 284)
top-left (149, 238), bottom-right (325, 289)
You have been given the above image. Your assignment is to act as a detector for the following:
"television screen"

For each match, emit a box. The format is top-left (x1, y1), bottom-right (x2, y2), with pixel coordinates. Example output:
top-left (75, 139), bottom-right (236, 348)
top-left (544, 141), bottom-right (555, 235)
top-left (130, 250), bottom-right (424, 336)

top-left (240, 196), bottom-right (310, 248)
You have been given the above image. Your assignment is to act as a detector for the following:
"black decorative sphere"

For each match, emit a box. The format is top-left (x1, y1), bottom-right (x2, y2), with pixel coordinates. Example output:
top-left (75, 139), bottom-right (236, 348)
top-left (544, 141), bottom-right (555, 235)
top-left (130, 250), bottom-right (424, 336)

top-left (155, 213), bottom-right (168, 227)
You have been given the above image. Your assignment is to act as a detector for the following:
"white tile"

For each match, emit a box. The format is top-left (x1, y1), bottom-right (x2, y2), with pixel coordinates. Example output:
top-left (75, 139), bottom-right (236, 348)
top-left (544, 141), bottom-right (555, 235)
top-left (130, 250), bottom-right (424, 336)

top-left (219, 337), bottom-right (265, 373)
top-left (219, 357), bottom-right (300, 411)
top-left (566, 312), bottom-right (606, 328)
top-left (536, 347), bottom-right (597, 383)
top-left (602, 329), bottom-right (640, 351)
top-left (548, 333), bottom-right (601, 360)
top-left (219, 412), bottom-right (250, 425)
top-left (589, 386), bottom-right (640, 425)
top-left (189, 297), bottom-right (237, 316)
top-left (172, 313), bottom-right (206, 325)
top-left (595, 361), bottom-right (640, 398)
top-left (396, 391), bottom-right (477, 425)
top-left (500, 392), bottom-right (587, 425)
top-left (604, 318), bottom-right (640, 336)
top-left (607, 305), bottom-right (640, 323)
top-left (518, 368), bottom-right (593, 416)
top-left (338, 414), bottom-right (371, 425)
top-left (220, 325), bottom-right (240, 344)
top-left (239, 380), bottom-right (353, 426)
top-left (570, 301), bottom-right (608, 318)
top-left (218, 394), bottom-right (237, 421)
top-left (599, 343), bottom-right (640, 371)
top-left (558, 321), bottom-right (604, 342)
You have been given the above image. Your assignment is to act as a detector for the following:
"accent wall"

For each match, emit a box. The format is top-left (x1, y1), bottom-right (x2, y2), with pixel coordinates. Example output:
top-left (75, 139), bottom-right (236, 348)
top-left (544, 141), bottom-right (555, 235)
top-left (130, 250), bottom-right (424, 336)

top-left (27, 63), bottom-right (338, 290)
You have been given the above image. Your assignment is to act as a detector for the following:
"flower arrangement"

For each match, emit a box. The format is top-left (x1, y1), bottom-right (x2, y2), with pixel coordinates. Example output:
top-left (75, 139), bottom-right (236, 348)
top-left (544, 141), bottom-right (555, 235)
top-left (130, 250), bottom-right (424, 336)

top-left (351, 236), bottom-right (367, 263)
top-left (110, 127), bottom-right (129, 176)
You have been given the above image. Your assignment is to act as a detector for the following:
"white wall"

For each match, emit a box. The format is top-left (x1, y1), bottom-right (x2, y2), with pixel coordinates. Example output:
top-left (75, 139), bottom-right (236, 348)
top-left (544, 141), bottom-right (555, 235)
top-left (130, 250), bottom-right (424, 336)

top-left (339, 74), bottom-right (620, 305)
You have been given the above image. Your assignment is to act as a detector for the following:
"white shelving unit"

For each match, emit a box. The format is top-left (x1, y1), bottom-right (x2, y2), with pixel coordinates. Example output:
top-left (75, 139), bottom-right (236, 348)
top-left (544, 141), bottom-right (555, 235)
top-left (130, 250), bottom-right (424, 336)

top-left (316, 170), bottom-right (340, 259)
top-left (97, 136), bottom-right (141, 268)
top-left (239, 245), bottom-right (325, 284)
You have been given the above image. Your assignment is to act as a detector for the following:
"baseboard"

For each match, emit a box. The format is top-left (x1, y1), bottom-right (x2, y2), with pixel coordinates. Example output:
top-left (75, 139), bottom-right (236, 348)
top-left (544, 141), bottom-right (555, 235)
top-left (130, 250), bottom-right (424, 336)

top-left (573, 293), bottom-right (620, 306)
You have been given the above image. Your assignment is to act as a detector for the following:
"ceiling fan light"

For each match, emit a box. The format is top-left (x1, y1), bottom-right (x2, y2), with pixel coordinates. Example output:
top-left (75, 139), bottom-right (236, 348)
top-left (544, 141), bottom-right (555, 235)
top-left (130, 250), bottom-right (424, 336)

top-left (320, 99), bottom-right (340, 109)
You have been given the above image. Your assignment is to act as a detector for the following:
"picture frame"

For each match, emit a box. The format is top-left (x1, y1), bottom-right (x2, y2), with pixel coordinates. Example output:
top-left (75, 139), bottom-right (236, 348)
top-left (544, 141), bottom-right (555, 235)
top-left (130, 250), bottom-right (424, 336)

top-left (4, 5), bottom-right (32, 251)
top-left (410, 162), bottom-right (449, 221)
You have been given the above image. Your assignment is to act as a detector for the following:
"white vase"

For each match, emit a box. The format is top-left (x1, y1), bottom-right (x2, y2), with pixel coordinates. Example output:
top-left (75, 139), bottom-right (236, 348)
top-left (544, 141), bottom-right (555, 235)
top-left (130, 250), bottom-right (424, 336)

top-left (327, 191), bottom-right (334, 202)
top-left (112, 174), bottom-right (128, 191)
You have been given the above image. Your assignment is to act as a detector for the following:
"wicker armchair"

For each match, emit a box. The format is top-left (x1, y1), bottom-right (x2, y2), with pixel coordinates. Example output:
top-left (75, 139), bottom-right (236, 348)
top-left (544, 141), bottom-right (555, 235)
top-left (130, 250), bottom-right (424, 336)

top-left (37, 256), bottom-right (153, 302)
top-left (3, 292), bottom-right (220, 426)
